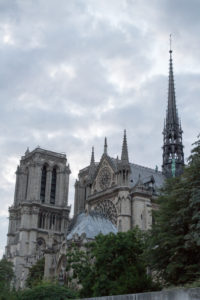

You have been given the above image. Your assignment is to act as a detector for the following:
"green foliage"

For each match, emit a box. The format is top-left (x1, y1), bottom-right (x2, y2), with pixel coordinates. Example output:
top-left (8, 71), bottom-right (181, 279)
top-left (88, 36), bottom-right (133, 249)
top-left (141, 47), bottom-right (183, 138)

top-left (0, 283), bottom-right (78, 300)
top-left (18, 282), bottom-right (78, 300)
top-left (0, 257), bottom-right (14, 287)
top-left (66, 228), bottom-right (159, 297)
top-left (26, 257), bottom-right (45, 288)
top-left (0, 257), bottom-right (15, 298)
top-left (148, 137), bottom-right (200, 285)
top-left (66, 243), bottom-right (93, 295)
top-left (0, 291), bottom-right (19, 300)
top-left (0, 283), bottom-right (77, 300)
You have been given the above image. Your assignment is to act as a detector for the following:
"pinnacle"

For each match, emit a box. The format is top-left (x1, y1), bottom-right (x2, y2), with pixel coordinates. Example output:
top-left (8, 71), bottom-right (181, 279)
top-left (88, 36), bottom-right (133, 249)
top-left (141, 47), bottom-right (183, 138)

top-left (121, 129), bottom-right (129, 162)
top-left (104, 137), bottom-right (108, 155)
top-left (88, 146), bottom-right (95, 180)
top-left (90, 146), bottom-right (95, 165)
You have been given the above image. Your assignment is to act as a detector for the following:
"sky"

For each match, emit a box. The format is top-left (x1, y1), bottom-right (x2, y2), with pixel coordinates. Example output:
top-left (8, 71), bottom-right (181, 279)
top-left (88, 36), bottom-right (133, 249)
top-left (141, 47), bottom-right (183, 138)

top-left (1, 0), bottom-right (200, 258)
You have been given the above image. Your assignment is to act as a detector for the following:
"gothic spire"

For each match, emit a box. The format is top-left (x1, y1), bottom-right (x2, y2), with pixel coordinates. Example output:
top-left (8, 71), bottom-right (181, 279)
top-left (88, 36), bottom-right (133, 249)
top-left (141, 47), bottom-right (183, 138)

top-left (162, 40), bottom-right (184, 178)
top-left (121, 129), bottom-right (129, 163)
top-left (104, 137), bottom-right (108, 155)
top-left (88, 146), bottom-right (95, 181)
top-left (167, 45), bottom-right (179, 127)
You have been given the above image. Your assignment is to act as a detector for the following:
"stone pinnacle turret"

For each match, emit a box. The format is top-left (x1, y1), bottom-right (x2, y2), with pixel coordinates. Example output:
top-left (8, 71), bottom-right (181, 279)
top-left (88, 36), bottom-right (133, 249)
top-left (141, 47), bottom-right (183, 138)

top-left (121, 129), bottom-right (129, 163)
top-left (104, 137), bottom-right (108, 155)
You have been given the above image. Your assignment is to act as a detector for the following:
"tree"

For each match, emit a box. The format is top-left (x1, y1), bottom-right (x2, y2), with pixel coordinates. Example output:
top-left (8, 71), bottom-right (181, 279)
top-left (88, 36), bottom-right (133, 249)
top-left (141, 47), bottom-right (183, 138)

top-left (18, 282), bottom-right (78, 300)
top-left (0, 257), bottom-right (14, 289)
top-left (66, 228), bottom-right (158, 297)
top-left (0, 257), bottom-right (15, 300)
top-left (26, 258), bottom-right (45, 288)
top-left (148, 137), bottom-right (200, 285)
top-left (66, 242), bottom-right (96, 296)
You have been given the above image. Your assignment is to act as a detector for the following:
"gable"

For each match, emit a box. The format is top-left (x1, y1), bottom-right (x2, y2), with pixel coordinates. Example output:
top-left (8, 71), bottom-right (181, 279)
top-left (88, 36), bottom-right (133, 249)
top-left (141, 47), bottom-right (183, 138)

top-left (91, 156), bottom-right (116, 193)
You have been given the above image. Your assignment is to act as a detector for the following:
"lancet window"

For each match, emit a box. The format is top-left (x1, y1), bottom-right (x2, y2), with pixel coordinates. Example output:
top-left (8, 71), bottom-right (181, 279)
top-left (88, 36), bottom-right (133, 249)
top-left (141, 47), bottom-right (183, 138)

top-left (50, 167), bottom-right (57, 204)
top-left (40, 165), bottom-right (47, 203)
top-left (38, 211), bottom-right (61, 231)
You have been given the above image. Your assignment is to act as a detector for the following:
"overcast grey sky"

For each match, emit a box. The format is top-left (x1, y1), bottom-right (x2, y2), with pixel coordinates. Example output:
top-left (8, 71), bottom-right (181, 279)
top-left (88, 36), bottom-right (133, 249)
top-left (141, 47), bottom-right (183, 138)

top-left (1, 0), bottom-right (200, 257)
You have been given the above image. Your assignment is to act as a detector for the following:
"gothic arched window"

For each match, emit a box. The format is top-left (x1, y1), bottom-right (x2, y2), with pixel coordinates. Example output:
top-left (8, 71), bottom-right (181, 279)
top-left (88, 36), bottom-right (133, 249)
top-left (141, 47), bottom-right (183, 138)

top-left (40, 165), bottom-right (47, 203)
top-left (50, 167), bottom-right (57, 204)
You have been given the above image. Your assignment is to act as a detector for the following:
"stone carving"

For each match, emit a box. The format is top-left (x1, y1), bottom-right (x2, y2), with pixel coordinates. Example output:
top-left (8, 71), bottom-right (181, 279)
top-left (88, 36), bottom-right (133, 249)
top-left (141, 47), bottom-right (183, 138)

top-left (21, 206), bottom-right (31, 215)
top-left (32, 206), bottom-right (40, 214)
top-left (95, 199), bottom-right (117, 225)
top-left (98, 167), bottom-right (112, 190)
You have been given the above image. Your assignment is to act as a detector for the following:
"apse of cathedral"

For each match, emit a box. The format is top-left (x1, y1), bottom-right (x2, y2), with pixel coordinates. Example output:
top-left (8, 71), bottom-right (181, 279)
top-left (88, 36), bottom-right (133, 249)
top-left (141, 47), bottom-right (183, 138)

top-left (5, 48), bottom-right (184, 288)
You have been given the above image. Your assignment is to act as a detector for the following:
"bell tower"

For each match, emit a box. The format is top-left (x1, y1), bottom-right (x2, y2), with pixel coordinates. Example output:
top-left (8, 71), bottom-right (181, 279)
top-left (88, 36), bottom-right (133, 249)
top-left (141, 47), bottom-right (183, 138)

top-left (5, 147), bottom-right (71, 288)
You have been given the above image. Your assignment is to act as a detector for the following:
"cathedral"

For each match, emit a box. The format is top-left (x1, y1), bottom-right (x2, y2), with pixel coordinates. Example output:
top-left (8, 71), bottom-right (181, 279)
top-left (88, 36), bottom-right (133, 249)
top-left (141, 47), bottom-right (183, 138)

top-left (5, 48), bottom-right (184, 288)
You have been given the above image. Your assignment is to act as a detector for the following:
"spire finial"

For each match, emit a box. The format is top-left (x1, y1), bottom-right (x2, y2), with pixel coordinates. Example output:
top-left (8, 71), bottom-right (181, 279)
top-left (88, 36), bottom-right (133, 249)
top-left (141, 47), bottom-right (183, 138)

top-left (121, 129), bottom-right (129, 162)
top-left (104, 137), bottom-right (107, 155)
top-left (90, 146), bottom-right (95, 165)
top-left (169, 34), bottom-right (172, 54)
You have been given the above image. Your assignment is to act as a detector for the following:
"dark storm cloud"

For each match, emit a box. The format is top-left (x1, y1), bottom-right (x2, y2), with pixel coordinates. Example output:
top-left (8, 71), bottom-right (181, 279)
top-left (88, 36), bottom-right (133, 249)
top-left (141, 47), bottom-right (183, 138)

top-left (0, 0), bottom-right (200, 256)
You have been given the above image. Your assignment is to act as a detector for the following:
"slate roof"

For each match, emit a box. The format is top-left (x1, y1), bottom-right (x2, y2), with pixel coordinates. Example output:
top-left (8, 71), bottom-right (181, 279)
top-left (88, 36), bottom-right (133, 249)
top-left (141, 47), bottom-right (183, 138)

top-left (78, 157), bottom-right (165, 190)
top-left (67, 212), bottom-right (117, 240)
top-left (129, 163), bottom-right (165, 189)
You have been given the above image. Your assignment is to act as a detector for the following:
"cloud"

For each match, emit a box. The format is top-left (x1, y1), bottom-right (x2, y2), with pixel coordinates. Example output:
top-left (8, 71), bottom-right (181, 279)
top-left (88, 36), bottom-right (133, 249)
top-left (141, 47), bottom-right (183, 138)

top-left (0, 0), bottom-right (200, 257)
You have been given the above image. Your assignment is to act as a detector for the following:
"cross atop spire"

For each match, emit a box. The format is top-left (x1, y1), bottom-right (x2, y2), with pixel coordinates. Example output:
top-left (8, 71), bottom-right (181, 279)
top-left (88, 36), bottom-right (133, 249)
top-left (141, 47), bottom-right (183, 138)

top-left (104, 137), bottom-right (108, 155)
top-left (121, 129), bottom-right (129, 163)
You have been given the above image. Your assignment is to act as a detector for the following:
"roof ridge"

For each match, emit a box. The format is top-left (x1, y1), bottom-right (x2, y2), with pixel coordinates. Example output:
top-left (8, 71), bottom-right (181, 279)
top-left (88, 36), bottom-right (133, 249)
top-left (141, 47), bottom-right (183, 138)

top-left (130, 163), bottom-right (163, 174)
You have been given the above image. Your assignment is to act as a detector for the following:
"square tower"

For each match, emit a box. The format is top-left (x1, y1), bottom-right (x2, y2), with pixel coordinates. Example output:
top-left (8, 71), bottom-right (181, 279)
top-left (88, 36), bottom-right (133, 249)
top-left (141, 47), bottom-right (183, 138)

top-left (5, 147), bottom-right (71, 288)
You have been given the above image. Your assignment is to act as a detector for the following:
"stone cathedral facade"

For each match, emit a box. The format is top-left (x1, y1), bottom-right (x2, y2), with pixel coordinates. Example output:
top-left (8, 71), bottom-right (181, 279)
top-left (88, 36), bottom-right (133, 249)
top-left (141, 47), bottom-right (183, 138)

top-left (5, 49), bottom-right (185, 288)
top-left (5, 148), bottom-right (71, 288)
top-left (74, 134), bottom-right (164, 233)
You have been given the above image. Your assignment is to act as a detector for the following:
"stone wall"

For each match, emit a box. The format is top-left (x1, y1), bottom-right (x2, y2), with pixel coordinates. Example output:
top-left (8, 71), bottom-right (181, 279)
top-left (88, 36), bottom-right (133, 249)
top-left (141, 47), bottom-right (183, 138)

top-left (81, 288), bottom-right (200, 300)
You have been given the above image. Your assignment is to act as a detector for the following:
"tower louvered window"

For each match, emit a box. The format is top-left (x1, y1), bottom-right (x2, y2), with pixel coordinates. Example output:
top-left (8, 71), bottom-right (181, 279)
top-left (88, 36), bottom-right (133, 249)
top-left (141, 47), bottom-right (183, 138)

top-left (40, 165), bottom-right (47, 203)
top-left (50, 167), bottom-right (57, 204)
